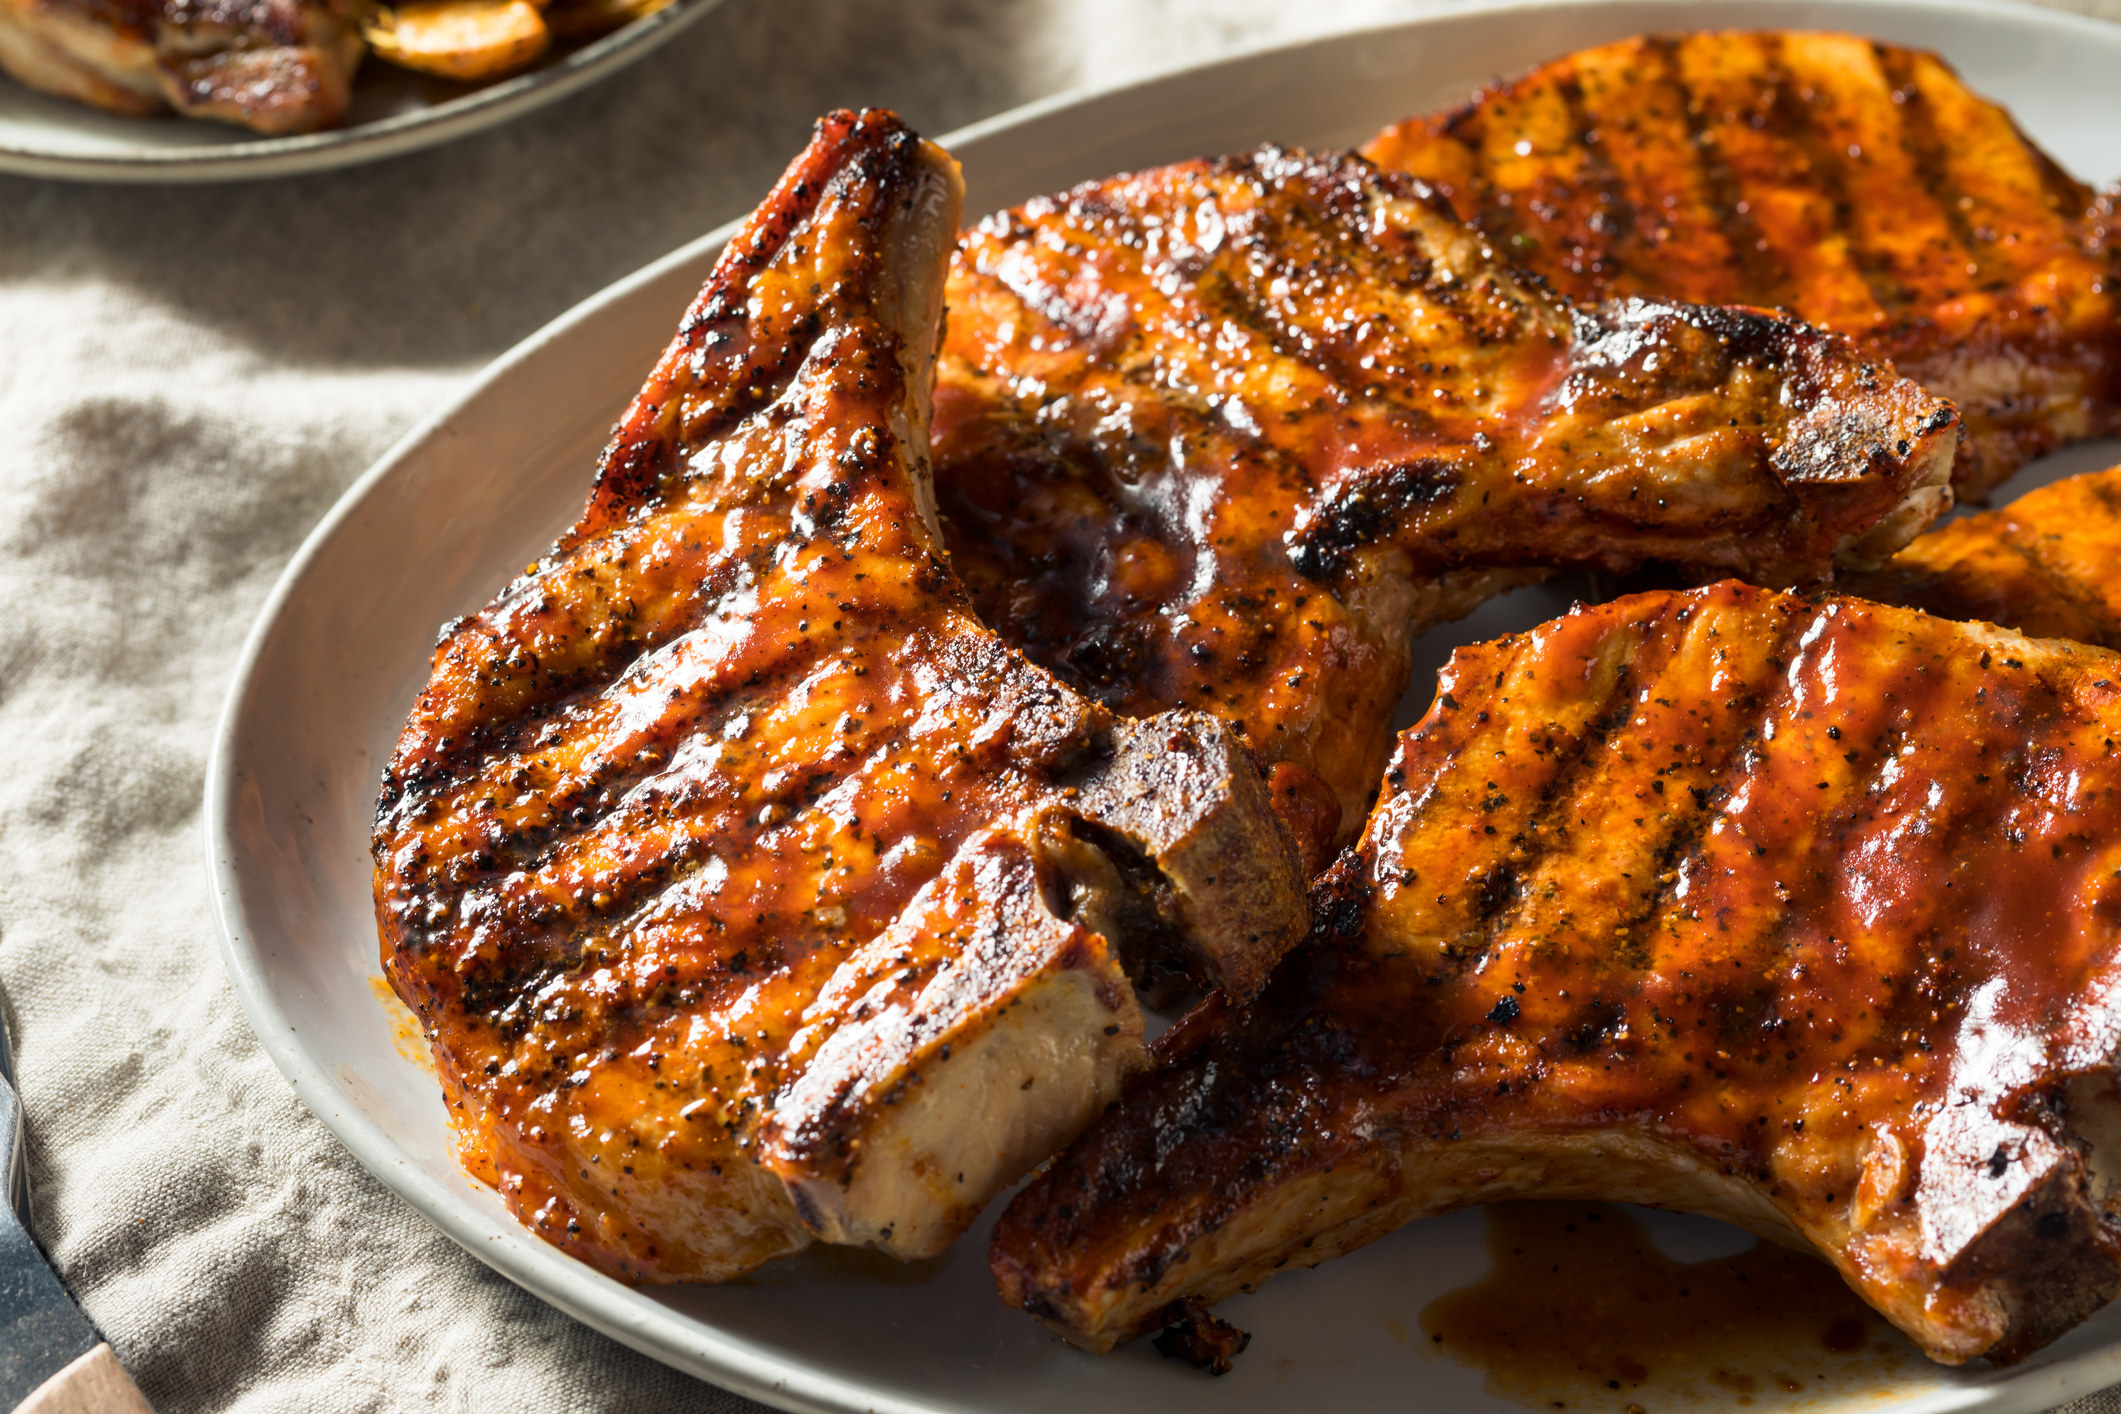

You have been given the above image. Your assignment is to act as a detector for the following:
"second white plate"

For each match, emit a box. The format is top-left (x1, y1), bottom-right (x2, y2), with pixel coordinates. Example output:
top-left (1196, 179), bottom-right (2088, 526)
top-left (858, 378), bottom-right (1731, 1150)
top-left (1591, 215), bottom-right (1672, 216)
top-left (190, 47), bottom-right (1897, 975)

top-left (0, 0), bottom-right (725, 182)
top-left (207, 3), bottom-right (2121, 1411)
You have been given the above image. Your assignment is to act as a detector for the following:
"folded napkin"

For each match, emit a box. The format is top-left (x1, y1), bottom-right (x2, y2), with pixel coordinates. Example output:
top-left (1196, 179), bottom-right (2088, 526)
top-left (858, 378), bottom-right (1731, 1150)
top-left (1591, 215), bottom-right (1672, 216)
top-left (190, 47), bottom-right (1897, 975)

top-left (1, 0), bottom-right (2116, 1408)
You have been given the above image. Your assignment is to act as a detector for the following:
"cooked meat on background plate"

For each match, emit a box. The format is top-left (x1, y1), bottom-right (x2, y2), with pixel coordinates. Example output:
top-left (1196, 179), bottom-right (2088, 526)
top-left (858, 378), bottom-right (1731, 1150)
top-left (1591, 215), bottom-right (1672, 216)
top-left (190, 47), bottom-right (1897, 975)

top-left (0, 0), bottom-right (665, 133)
top-left (0, 0), bottom-right (362, 133)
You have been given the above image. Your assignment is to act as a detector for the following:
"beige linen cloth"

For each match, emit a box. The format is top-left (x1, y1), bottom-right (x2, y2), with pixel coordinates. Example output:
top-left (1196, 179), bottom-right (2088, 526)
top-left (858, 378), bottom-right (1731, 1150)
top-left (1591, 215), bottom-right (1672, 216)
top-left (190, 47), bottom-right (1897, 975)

top-left (4, 0), bottom-right (2121, 1409)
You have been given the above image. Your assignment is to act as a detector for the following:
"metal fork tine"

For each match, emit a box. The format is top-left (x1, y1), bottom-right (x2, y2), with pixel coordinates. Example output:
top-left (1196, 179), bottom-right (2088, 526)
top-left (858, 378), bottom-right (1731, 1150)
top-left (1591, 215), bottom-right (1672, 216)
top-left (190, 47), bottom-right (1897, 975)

top-left (0, 990), bottom-right (26, 1238)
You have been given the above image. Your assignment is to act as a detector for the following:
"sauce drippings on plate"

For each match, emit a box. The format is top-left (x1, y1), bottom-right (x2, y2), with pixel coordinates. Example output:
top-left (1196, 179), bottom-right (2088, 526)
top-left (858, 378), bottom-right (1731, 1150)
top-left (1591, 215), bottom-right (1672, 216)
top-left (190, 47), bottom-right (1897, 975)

top-left (1421, 1202), bottom-right (1914, 1408)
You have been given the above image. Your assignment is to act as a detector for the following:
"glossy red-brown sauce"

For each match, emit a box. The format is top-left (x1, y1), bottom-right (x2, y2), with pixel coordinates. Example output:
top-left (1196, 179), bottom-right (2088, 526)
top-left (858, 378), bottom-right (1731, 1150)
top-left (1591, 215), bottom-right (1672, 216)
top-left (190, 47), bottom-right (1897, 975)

top-left (997, 583), bottom-right (2121, 1362)
top-left (1422, 1203), bottom-right (1910, 1409)
top-left (932, 146), bottom-right (1957, 860)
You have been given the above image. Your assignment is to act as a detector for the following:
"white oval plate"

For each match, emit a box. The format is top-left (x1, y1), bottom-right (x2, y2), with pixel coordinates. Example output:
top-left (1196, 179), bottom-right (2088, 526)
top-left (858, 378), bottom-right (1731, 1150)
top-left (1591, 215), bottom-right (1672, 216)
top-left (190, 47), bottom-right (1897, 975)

top-left (0, 0), bottom-right (724, 183)
top-left (206, 3), bottom-right (2121, 1410)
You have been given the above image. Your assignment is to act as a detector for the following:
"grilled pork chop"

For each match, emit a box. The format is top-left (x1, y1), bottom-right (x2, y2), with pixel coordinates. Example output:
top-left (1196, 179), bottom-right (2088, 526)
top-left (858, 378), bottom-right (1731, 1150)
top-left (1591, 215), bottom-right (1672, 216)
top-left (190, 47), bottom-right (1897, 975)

top-left (372, 110), bottom-right (1307, 1283)
top-left (933, 145), bottom-right (1959, 865)
top-left (1849, 463), bottom-right (2121, 649)
top-left (0, 0), bottom-right (360, 131)
top-left (1365, 31), bottom-right (2121, 500)
top-left (994, 581), bottom-right (2121, 1366)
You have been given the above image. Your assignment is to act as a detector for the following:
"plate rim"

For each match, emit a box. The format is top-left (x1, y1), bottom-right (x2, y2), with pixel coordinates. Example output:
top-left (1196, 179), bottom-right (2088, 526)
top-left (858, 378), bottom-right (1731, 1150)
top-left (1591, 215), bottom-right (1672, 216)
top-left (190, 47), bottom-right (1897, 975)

top-left (203, 2), bottom-right (2121, 1409)
top-left (0, 0), bottom-right (727, 184)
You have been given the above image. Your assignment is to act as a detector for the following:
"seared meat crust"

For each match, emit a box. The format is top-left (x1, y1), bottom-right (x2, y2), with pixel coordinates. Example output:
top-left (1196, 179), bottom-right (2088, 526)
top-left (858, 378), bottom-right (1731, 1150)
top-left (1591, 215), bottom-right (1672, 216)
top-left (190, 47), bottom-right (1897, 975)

top-left (0, 0), bottom-right (360, 132)
top-left (1851, 463), bottom-right (2121, 649)
top-left (1365, 31), bottom-right (2121, 499)
top-left (933, 145), bottom-right (1958, 862)
top-left (373, 110), bottom-right (1306, 1284)
top-left (994, 582), bottom-right (2121, 1366)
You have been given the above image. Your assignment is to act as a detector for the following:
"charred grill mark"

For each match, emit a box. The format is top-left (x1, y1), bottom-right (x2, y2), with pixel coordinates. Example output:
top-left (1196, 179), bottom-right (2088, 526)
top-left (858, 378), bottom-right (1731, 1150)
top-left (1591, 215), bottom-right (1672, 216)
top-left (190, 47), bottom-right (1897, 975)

top-left (1461, 138), bottom-right (1543, 278)
top-left (1575, 612), bottom-right (1802, 976)
top-left (1661, 36), bottom-right (1883, 333)
top-left (1874, 44), bottom-right (1993, 296)
top-left (1578, 42), bottom-right (1657, 286)
top-left (388, 471), bottom-right (822, 821)
top-left (1781, 38), bottom-right (2016, 340)
top-left (1286, 459), bottom-right (1461, 580)
top-left (1544, 68), bottom-right (1632, 290)
top-left (1690, 619), bottom-right (1864, 959)
top-left (1469, 595), bottom-right (1805, 1071)
top-left (621, 136), bottom-right (921, 508)
top-left (1015, 158), bottom-right (1468, 594)
top-left (1619, 793), bottom-right (1720, 954)
top-left (1176, 257), bottom-right (1354, 432)
top-left (1908, 48), bottom-right (2100, 295)
top-left (1659, 36), bottom-right (1790, 306)
top-left (1759, 37), bottom-right (1909, 322)
top-left (1413, 66), bottom-right (1609, 294)
top-left (1646, 602), bottom-right (1973, 1086)
top-left (1446, 610), bottom-right (1673, 966)
top-left (391, 602), bottom-right (773, 857)
top-left (1216, 155), bottom-right (1482, 376)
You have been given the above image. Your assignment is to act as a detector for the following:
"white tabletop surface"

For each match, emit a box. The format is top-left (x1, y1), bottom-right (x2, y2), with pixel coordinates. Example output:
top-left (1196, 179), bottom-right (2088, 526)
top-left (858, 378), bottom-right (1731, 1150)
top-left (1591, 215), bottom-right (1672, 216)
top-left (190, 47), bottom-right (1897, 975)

top-left (5, 1), bottom-right (2120, 1410)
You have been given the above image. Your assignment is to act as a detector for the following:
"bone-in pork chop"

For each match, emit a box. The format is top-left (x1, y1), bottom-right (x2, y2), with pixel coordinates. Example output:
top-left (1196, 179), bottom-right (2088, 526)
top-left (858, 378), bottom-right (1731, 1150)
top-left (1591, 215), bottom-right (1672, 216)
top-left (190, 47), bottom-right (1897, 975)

top-left (372, 110), bottom-right (1307, 1284)
top-left (0, 0), bottom-right (360, 132)
top-left (1849, 463), bottom-right (2121, 649)
top-left (1364, 31), bottom-right (2121, 500)
top-left (933, 146), bottom-right (1959, 864)
top-left (994, 581), bottom-right (2121, 1365)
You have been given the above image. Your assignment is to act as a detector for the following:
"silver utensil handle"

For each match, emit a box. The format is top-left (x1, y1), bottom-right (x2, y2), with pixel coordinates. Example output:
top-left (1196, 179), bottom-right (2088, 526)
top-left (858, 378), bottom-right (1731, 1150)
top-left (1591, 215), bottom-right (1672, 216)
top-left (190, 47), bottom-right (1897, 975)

top-left (12, 1345), bottom-right (152, 1414)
